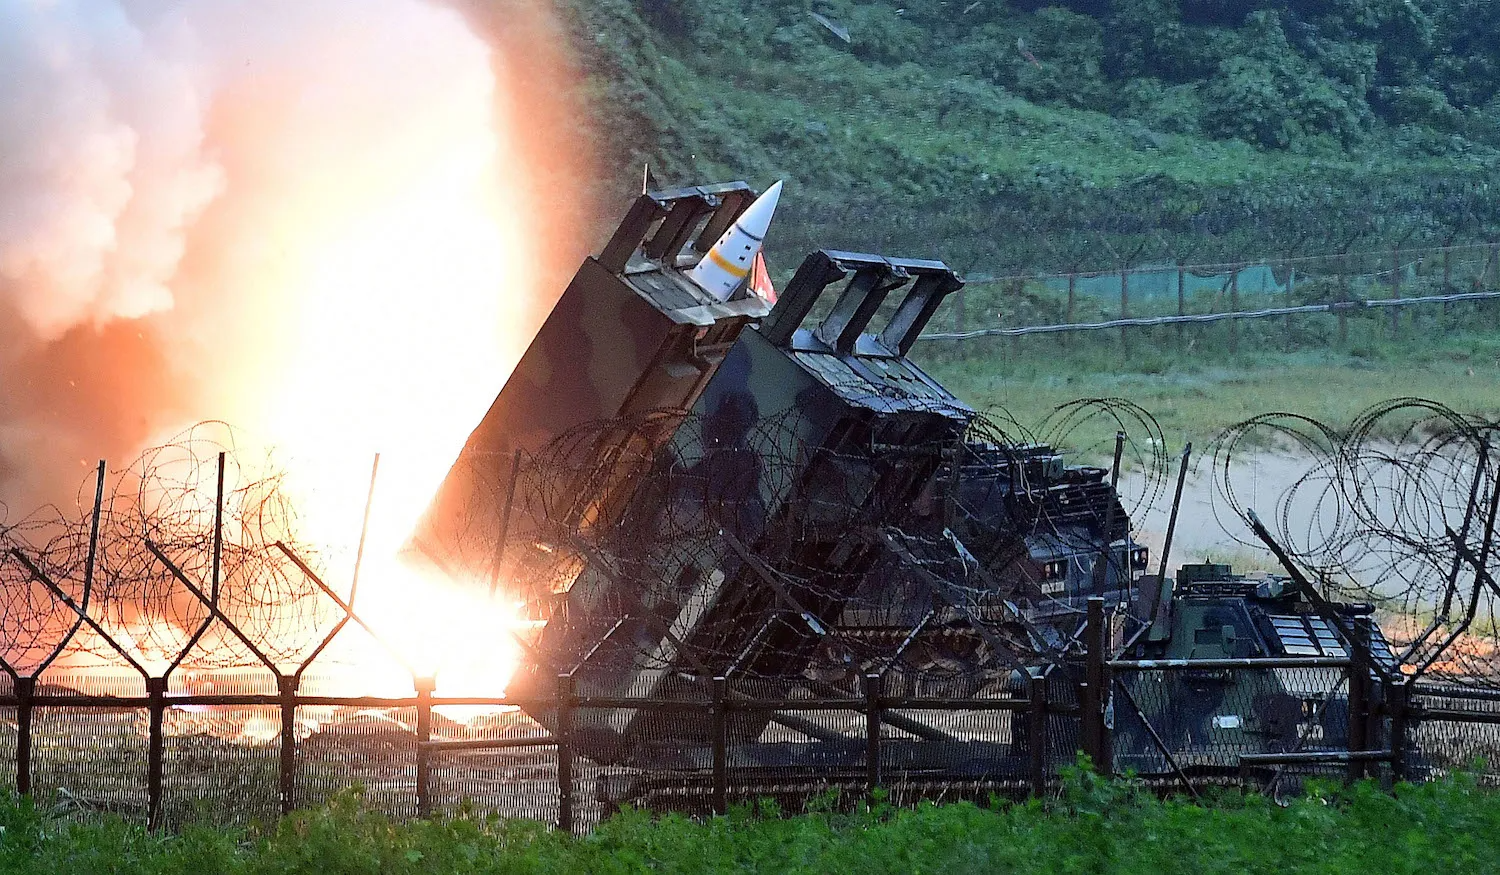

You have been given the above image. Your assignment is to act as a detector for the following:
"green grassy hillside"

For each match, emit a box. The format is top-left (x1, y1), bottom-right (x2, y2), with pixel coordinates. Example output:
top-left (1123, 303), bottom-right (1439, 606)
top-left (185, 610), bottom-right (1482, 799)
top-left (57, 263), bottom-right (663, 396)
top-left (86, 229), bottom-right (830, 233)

top-left (546, 1), bottom-right (1500, 436)
top-left (559, 1), bottom-right (1500, 277)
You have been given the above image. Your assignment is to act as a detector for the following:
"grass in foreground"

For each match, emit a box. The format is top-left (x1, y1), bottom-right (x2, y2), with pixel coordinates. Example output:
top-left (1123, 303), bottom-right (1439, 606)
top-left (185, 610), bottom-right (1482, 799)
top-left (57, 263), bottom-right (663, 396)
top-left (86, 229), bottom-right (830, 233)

top-left (4, 770), bottom-right (1499, 874)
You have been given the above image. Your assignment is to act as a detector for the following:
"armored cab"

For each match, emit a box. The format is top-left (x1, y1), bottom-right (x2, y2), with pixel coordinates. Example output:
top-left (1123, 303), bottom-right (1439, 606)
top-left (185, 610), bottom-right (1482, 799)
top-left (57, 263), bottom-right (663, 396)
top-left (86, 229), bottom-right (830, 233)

top-left (410, 183), bottom-right (775, 589)
top-left (1113, 563), bottom-right (1400, 777)
top-left (950, 443), bottom-right (1144, 637)
top-left (845, 441), bottom-right (1144, 697)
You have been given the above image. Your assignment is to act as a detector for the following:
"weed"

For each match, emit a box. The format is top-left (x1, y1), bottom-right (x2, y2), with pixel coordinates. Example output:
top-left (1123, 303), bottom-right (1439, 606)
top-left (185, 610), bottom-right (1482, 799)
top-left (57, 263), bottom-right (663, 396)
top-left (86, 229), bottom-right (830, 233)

top-left (8, 772), bottom-right (1500, 873)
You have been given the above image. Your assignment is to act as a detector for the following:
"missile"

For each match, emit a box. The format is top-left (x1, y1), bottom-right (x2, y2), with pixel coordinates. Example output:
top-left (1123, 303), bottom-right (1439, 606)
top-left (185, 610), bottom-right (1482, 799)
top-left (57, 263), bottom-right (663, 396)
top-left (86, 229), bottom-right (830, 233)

top-left (687, 180), bottom-right (783, 302)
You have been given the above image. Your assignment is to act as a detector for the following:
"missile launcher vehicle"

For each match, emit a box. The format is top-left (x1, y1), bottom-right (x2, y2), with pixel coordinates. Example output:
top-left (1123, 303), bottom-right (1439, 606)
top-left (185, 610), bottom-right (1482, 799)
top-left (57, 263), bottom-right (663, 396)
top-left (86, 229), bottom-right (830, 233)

top-left (418, 180), bottom-right (1400, 802)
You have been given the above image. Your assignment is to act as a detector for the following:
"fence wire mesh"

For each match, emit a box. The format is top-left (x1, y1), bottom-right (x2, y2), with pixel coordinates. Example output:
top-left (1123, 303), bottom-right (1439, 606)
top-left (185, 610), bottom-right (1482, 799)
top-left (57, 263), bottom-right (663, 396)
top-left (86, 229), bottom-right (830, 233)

top-left (427, 710), bottom-right (557, 822)
top-left (298, 705), bottom-right (418, 819)
top-left (6, 393), bottom-right (1500, 830)
top-left (1411, 686), bottom-right (1500, 785)
top-left (30, 706), bottom-right (149, 822)
top-left (162, 707), bottom-right (279, 828)
top-left (1112, 666), bottom-right (1351, 778)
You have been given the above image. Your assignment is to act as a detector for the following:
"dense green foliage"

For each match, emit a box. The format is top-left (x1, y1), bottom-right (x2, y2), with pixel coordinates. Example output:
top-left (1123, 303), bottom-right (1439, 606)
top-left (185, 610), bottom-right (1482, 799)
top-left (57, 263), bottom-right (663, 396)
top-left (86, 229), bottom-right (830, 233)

top-left (5, 771), bottom-right (1500, 873)
top-left (557, 0), bottom-right (1499, 275)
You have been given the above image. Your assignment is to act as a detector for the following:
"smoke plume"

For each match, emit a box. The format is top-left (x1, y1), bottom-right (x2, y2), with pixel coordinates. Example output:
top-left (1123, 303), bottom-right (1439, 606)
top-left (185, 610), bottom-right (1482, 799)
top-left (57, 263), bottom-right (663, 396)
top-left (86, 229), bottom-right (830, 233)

top-left (0, 0), bottom-right (593, 519)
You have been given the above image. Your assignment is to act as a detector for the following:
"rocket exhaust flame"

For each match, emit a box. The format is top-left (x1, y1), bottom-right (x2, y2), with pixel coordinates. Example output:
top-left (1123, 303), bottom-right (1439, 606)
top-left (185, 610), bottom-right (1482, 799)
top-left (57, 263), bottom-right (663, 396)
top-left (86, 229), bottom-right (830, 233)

top-left (0, 0), bottom-right (590, 705)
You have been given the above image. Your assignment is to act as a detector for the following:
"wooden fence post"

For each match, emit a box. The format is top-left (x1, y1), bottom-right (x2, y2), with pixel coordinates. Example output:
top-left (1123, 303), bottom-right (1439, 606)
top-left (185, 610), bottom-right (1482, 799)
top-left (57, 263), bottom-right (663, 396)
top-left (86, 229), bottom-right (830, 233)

top-left (556, 674), bottom-right (574, 833)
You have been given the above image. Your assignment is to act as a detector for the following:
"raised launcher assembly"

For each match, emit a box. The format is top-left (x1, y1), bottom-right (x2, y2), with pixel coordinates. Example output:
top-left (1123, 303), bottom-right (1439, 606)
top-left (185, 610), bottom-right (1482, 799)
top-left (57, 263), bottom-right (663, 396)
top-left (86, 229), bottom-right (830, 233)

top-left (411, 182), bottom-right (775, 586)
top-left (506, 250), bottom-right (989, 762)
top-left (947, 443), bottom-right (1142, 638)
top-left (421, 182), bottom-right (1153, 781)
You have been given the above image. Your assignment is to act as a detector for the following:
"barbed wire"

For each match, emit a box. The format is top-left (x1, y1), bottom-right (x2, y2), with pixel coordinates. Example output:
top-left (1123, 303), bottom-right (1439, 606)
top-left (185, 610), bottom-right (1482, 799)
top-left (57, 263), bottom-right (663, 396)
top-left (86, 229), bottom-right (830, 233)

top-left (14, 398), bottom-right (1500, 695)
top-left (1207, 399), bottom-right (1500, 687)
top-left (471, 393), bottom-right (1163, 701)
top-left (0, 423), bottom-right (336, 677)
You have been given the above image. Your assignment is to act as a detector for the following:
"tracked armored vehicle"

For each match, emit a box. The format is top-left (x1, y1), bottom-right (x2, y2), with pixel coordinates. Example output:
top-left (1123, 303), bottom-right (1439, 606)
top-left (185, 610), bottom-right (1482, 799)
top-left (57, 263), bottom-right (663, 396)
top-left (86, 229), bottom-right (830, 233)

top-left (1113, 562), bottom-right (1404, 779)
top-left (417, 180), bottom-right (1403, 806)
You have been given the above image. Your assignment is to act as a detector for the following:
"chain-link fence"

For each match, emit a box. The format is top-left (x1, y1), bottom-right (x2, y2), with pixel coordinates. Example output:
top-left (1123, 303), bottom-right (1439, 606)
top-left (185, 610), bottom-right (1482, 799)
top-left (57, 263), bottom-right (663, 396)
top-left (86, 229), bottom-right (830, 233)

top-left (7, 607), bottom-right (1500, 832)
top-left (920, 241), bottom-right (1500, 358)
top-left (7, 411), bottom-right (1500, 831)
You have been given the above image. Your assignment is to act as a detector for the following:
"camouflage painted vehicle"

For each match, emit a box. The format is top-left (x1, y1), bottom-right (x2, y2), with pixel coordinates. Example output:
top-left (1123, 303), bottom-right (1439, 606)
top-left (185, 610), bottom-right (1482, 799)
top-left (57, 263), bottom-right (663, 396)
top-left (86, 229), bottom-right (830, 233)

top-left (505, 247), bottom-right (984, 762)
top-left (416, 180), bottom-right (1400, 797)
top-left (1112, 563), bottom-right (1405, 780)
top-left (409, 182), bottom-right (774, 591)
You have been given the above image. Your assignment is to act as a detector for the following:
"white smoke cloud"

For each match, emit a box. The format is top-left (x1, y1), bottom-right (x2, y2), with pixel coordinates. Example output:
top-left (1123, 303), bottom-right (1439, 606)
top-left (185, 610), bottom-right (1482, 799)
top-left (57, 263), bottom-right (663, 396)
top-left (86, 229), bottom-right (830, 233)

top-left (0, 0), bottom-right (223, 339)
top-left (0, 0), bottom-right (586, 514)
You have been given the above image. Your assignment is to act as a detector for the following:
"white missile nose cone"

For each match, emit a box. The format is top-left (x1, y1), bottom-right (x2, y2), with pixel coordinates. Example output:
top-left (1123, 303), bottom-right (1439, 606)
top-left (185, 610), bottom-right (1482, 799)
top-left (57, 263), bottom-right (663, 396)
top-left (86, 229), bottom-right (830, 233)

top-left (686, 180), bottom-right (786, 302)
top-left (738, 180), bottom-right (783, 239)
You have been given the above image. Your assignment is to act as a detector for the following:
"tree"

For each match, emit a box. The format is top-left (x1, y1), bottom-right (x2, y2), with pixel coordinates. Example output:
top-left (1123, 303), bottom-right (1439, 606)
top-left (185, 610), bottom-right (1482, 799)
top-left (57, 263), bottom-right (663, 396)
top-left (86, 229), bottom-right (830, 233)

top-left (1201, 11), bottom-right (1370, 148)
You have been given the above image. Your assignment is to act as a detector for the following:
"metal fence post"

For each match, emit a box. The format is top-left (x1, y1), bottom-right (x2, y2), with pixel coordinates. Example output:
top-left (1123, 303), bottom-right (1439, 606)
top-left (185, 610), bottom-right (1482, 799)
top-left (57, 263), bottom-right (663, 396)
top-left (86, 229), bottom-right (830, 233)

top-left (1285, 266), bottom-right (1295, 350)
top-left (865, 672), bottom-right (882, 798)
top-left (1099, 662), bottom-right (1114, 778)
top-left (1119, 267), bottom-right (1130, 355)
top-left (278, 675), bottom-right (299, 815)
top-left (1491, 243), bottom-right (1500, 326)
top-left (1066, 272), bottom-right (1077, 349)
top-left (1228, 267), bottom-right (1240, 355)
top-left (1390, 245), bottom-right (1401, 336)
top-left (556, 674), bottom-right (574, 833)
top-left (147, 677), bottom-right (166, 830)
top-left (954, 285), bottom-right (967, 360)
top-left (1083, 597), bottom-right (1106, 768)
top-left (1176, 264), bottom-right (1186, 352)
top-left (711, 676), bottom-right (728, 815)
top-left (1389, 680), bottom-right (1410, 783)
top-left (1346, 619), bottom-right (1371, 783)
top-left (1028, 672), bottom-right (1047, 796)
top-left (15, 676), bottom-right (34, 797)
top-left (1338, 257), bottom-right (1351, 347)
top-left (415, 676), bottom-right (435, 819)
top-left (1442, 246), bottom-right (1454, 326)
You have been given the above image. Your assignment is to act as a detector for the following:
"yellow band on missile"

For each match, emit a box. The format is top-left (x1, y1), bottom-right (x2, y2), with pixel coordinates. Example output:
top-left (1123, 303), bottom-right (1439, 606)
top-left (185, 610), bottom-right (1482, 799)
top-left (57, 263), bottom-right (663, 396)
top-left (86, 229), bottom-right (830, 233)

top-left (706, 246), bottom-right (752, 278)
